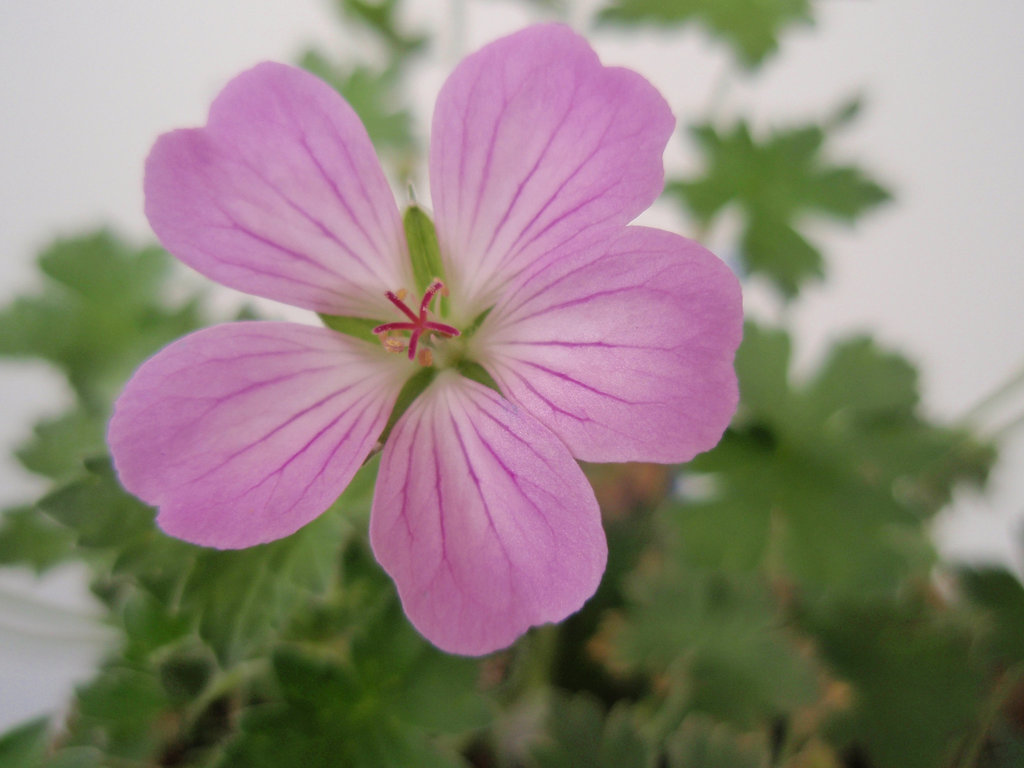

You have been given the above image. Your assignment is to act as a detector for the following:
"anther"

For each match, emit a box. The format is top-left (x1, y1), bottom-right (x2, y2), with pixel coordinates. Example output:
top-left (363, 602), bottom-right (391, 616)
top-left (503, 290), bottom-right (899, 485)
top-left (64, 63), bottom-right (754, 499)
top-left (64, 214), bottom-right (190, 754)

top-left (381, 333), bottom-right (405, 354)
top-left (432, 278), bottom-right (450, 298)
top-left (417, 348), bottom-right (434, 367)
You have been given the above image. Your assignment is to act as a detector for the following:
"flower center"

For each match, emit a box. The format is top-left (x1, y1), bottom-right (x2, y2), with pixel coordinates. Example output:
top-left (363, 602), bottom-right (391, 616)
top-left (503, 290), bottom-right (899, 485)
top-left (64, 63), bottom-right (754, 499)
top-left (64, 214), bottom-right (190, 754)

top-left (373, 280), bottom-right (461, 366)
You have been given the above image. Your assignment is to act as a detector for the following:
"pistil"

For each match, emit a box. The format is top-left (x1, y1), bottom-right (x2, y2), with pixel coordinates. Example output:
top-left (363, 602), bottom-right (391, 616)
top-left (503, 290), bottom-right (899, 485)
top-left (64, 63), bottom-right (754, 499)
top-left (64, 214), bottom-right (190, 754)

top-left (373, 280), bottom-right (460, 363)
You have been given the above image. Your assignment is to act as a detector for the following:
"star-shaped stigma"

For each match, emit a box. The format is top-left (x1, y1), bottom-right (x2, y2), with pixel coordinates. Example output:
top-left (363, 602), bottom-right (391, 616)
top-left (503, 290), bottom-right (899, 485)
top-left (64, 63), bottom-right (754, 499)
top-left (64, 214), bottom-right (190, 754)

top-left (373, 280), bottom-right (461, 365)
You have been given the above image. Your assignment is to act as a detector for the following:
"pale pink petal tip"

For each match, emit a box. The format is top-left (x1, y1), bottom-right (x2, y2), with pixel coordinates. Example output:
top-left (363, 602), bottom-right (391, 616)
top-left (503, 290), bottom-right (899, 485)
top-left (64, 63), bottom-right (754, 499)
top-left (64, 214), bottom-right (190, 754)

top-left (430, 24), bottom-right (676, 317)
top-left (144, 62), bottom-right (409, 319)
top-left (370, 373), bottom-right (607, 656)
top-left (108, 322), bottom-right (406, 549)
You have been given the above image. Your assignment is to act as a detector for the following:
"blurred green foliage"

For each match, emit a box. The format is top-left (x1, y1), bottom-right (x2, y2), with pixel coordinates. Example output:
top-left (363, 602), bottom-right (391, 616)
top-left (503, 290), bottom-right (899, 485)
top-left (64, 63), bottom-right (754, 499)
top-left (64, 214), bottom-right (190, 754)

top-left (0, 231), bottom-right (203, 410)
top-left (531, 696), bottom-right (651, 768)
top-left (598, 0), bottom-right (813, 68)
top-left (0, 1), bottom-right (1021, 767)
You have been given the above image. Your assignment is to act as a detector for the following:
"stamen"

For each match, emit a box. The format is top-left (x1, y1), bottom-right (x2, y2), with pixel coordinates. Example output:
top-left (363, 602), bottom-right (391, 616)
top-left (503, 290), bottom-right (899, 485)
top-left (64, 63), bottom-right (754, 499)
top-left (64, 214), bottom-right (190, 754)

top-left (417, 348), bottom-right (434, 367)
top-left (381, 333), bottom-right (405, 354)
top-left (373, 281), bottom-right (461, 361)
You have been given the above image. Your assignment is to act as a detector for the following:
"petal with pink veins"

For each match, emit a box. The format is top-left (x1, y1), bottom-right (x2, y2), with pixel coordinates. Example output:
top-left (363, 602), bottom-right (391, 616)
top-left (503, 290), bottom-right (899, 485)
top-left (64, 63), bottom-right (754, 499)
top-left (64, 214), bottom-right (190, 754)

top-left (477, 227), bottom-right (743, 464)
top-left (370, 372), bottom-right (606, 655)
top-left (108, 322), bottom-right (410, 548)
top-left (429, 24), bottom-right (675, 320)
top-left (145, 62), bottom-right (411, 318)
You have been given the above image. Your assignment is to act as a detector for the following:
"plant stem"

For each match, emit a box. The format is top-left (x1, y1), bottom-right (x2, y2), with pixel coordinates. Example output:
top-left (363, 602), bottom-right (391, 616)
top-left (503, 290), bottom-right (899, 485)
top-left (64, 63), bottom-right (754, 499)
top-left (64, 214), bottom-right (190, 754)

top-left (960, 360), bottom-right (1024, 425)
top-left (958, 662), bottom-right (1024, 768)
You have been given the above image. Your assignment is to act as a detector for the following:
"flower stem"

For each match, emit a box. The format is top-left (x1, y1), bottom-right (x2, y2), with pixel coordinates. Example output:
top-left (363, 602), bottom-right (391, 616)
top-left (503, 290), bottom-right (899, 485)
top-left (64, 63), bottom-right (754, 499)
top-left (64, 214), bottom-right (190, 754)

top-left (992, 409), bottom-right (1024, 440)
top-left (522, 624), bottom-right (559, 693)
top-left (957, 662), bottom-right (1024, 768)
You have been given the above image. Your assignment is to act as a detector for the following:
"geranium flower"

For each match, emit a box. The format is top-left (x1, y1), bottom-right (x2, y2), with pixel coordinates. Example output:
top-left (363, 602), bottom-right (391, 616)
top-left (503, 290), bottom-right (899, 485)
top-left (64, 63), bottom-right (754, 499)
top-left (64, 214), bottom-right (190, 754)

top-left (108, 25), bottom-right (742, 655)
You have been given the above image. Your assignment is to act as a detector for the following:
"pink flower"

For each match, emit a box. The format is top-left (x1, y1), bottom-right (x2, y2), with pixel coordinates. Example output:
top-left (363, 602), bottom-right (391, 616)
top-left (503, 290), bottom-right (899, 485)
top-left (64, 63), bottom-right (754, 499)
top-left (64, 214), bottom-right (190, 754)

top-left (108, 25), bottom-right (742, 655)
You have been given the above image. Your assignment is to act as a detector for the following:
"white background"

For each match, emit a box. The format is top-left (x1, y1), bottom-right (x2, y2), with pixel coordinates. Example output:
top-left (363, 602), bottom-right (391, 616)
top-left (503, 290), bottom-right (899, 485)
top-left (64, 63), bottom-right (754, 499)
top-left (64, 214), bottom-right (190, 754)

top-left (1, 0), bottom-right (1022, 730)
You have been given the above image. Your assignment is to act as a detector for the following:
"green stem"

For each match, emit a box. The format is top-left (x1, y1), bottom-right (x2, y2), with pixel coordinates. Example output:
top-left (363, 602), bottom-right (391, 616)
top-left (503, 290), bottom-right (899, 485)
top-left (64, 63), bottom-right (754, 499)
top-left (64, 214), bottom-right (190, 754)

top-left (522, 624), bottom-right (560, 692)
top-left (992, 409), bottom-right (1024, 440)
top-left (958, 662), bottom-right (1024, 768)
top-left (183, 657), bottom-right (270, 728)
top-left (705, 57), bottom-right (734, 121)
top-left (960, 360), bottom-right (1024, 425)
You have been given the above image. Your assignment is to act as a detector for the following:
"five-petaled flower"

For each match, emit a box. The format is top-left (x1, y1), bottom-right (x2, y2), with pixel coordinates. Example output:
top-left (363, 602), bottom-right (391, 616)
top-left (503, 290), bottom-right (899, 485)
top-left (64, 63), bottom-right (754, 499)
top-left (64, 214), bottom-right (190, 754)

top-left (108, 25), bottom-right (742, 655)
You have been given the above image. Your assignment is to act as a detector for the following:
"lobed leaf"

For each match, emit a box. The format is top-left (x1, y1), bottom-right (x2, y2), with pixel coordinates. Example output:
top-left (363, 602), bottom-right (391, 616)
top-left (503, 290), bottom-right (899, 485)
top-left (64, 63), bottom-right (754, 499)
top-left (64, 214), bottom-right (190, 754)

top-left (802, 599), bottom-right (984, 768)
top-left (0, 231), bottom-right (203, 408)
top-left (667, 115), bottom-right (890, 299)
top-left (679, 322), bottom-right (993, 593)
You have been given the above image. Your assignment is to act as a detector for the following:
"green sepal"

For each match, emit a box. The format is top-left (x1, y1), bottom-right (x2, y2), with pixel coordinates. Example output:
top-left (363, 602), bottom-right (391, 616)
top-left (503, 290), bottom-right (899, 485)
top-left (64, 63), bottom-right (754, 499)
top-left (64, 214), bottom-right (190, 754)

top-left (378, 366), bottom-right (437, 446)
top-left (457, 361), bottom-right (501, 395)
top-left (318, 313), bottom-right (380, 344)
top-left (463, 306), bottom-right (493, 338)
top-left (403, 205), bottom-right (446, 301)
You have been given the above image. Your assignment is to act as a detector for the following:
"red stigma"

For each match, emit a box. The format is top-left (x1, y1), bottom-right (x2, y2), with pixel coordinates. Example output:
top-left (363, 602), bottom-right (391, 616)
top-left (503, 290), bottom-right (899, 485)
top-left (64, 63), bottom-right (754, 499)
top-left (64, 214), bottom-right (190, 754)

top-left (373, 281), bottom-right (460, 361)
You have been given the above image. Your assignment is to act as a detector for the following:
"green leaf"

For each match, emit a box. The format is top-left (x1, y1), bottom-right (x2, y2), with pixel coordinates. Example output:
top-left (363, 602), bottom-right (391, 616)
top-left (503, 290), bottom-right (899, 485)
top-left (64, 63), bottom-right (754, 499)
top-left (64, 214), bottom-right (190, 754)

top-left (179, 460), bottom-right (373, 664)
top-left (120, 591), bottom-right (193, 662)
top-left (680, 322), bottom-right (992, 594)
top-left (158, 648), bottom-right (215, 703)
top-left (610, 557), bottom-right (817, 726)
top-left (804, 336), bottom-right (918, 419)
top-left (300, 51), bottom-right (416, 151)
top-left (218, 614), bottom-right (486, 768)
top-left (0, 231), bottom-right (205, 407)
top-left (739, 215), bottom-right (822, 298)
top-left (15, 407), bottom-right (106, 481)
top-left (802, 599), bottom-right (983, 768)
top-left (63, 665), bottom-right (173, 762)
top-left (334, 0), bottom-right (428, 63)
top-left (0, 718), bottom-right (50, 768)
top-left (44, 748), bottom-right (102, 768)
top-left (40, 456), bottom-right (368, 663)
top-left (531, 695), bottom-right (652, 768)
top-left (404, 205), bottom-right (447, 297)
top-left (598, 0), bottom-right (813, 68)
top-left (666, 715), bottom-right (769, 768)
top-left (348, 602), bottom-right (492, 735)
top-left (0, 505), bottom-right (74, 571)
top-left (664, 494), bottom-right (770, 572)
top-left (958, 566), bottom-right (1024, 666)
top-left (667, 115), bottom-right (890, 299)
top-left (39, 456), bottom-right (188, 563)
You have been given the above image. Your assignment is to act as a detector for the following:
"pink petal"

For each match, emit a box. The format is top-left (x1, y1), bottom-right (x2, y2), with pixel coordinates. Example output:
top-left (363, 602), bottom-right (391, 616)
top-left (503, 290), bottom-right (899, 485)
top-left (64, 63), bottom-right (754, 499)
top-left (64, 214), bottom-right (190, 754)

top-left (476, 227), bottom-right (742, 464)
top-left (369, 372), bottom-right (606, 655)
top-left (108, 322), bottom-right (409, 548)
top-left (145, 63), bottom-right (411, 318)
top-left (429, 24), bottom-right (675, 321)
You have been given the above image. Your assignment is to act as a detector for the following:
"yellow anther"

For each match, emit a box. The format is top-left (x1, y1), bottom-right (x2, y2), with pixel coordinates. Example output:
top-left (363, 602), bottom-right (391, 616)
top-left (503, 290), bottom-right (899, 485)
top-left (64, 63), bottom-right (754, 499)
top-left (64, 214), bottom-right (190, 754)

top-left (382, 334), bottom-right (405, 354)
top-left (395, 288), bottom-right (408, 301)
top-left (417, 348), bottom-right (434, 367)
